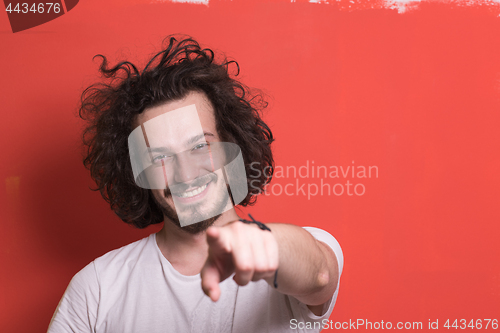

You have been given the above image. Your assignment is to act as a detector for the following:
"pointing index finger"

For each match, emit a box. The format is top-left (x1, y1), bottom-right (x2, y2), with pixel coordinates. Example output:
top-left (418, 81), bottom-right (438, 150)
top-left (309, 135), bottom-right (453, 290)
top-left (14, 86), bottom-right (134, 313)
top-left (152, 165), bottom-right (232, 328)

top-left (206, 226), bottom-right (231, 254)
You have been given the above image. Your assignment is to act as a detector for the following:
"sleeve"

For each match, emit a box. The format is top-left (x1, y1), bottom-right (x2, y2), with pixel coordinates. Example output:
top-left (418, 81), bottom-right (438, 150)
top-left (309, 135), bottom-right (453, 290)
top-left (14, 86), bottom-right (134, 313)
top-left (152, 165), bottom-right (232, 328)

top-left (288, 227), bottom-right (344, 332)
top-left (47, 261), bottom-right (100, 333)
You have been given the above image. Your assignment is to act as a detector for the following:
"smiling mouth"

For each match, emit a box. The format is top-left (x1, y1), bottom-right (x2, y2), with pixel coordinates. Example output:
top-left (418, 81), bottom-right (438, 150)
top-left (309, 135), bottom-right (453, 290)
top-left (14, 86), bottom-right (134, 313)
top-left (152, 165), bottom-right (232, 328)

top-left (173, 183), bottom-right (209, 198)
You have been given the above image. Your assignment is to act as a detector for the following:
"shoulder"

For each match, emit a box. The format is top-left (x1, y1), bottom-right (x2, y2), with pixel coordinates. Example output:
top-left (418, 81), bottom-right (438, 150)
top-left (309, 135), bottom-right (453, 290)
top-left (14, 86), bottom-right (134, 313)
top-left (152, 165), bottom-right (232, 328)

top-left (66, 234), bottom-right (155, 289)
top-left (90, 234), bottom-right (157, 283)
top-left (47, 234), bottom-right (157, 332)
top-left (62, 234), bottom-right (157, 295)
top-left (48, 262), bottom-right (100, 331)
top-left (93, 234), bottom-right (155, 267)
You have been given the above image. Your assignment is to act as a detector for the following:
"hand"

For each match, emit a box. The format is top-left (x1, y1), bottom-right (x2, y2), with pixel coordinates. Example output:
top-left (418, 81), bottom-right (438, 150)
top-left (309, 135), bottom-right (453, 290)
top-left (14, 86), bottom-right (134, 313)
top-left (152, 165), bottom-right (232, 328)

top-left (200, 220), bottom-right (279, 302)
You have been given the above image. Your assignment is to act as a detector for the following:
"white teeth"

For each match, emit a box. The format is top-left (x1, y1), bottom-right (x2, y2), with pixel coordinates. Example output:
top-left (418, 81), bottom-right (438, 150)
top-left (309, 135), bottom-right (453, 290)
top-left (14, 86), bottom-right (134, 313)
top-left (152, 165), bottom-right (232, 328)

top-left (175, 184), bottom-right (208, 198)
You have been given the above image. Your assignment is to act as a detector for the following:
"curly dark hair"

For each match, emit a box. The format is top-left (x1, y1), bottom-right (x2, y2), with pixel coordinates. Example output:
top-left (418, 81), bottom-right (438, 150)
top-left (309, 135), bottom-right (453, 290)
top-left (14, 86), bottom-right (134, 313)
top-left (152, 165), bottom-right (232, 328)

top-left (79, 36), bottom-right (274, 229)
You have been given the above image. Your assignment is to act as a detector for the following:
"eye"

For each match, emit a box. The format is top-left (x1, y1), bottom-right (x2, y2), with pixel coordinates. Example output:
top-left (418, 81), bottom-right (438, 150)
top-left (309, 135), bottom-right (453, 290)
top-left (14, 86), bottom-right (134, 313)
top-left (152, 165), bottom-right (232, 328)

top-left (192, 143), bottom-right (209, 152)
top-left (152, 154), bottom-right (172, 164)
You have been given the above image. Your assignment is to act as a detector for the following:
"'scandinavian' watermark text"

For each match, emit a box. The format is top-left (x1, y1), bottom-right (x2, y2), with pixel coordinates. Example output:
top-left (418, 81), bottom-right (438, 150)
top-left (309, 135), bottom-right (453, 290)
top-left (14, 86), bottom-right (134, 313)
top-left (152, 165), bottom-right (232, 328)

top-left (250, 160), bottom-right (378, 199)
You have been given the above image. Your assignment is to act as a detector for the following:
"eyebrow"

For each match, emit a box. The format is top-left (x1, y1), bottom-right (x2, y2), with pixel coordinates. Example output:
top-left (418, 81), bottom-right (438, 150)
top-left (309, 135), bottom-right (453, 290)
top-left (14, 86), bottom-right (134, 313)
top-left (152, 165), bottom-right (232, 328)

top-left (145, 132), bottom-right (215, 154)
top-left (186, 132), bottom-right (214, 145)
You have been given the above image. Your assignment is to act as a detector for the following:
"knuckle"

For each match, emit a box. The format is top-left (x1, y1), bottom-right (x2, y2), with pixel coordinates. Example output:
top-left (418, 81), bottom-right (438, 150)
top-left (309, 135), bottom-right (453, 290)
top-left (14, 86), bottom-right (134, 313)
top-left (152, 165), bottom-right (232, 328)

top-left (268, 261), bottom-right (279, 272)
top-left (237, 262), bottom-right (253, 272)
top-left (254, 262), bottom-right (268, 273)
top-left (237, 279), bottom-right (250, 286)
top-left (233, 221), bottom-right (246, 231)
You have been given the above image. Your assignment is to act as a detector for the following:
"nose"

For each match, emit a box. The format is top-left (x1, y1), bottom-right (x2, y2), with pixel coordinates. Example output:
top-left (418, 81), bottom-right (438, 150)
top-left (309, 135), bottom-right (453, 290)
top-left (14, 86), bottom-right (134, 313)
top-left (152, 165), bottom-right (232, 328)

top-left (172, 151), bottom-right (199, 184)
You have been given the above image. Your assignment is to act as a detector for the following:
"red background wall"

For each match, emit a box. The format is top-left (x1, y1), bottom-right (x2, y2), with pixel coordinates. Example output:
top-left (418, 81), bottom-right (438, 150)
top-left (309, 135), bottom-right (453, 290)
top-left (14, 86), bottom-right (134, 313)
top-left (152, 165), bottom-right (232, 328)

top-left (1, 0), bottom-right (499, 331)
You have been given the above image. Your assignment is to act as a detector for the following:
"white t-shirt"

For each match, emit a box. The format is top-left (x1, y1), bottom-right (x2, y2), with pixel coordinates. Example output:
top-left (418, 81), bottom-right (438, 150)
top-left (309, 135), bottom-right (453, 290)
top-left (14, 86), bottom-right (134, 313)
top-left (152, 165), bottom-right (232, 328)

top-left (48, 227), bottom-right (343, 333)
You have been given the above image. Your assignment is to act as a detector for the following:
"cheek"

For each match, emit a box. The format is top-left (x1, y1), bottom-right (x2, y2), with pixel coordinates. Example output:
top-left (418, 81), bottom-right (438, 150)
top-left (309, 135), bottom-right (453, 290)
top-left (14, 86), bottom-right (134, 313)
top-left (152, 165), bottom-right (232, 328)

top-left (143, 164), bottom-right (174, 189)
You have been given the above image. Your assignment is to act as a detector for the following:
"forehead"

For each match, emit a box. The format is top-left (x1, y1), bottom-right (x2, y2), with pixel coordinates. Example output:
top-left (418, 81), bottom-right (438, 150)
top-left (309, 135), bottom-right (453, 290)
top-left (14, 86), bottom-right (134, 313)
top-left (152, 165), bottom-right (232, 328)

top-left (134, 91), bottom-right (216, 133)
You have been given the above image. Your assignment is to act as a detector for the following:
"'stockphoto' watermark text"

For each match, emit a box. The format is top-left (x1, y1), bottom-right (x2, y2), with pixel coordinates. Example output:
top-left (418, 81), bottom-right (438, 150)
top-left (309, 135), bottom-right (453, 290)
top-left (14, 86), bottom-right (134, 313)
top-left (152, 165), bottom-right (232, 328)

top-left (250, 160), bottom-right (379, 200)
top-left (290, 318), bottom-right (499, 330)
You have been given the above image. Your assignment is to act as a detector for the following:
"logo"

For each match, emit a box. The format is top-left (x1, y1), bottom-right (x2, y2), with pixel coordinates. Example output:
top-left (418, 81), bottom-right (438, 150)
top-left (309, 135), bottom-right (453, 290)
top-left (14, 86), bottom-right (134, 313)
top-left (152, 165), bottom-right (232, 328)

top-left (4, 0), bottom-right (79, 33)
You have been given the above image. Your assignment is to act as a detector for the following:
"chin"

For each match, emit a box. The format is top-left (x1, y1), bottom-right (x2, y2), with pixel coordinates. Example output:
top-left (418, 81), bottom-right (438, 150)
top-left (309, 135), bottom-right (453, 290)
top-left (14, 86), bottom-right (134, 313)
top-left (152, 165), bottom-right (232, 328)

top-left (152, 171), bottom-right (233, 233)
top-left (174, 214), bottom-right (221, 234)
top-left (152, 190), bottom-right (229, 234)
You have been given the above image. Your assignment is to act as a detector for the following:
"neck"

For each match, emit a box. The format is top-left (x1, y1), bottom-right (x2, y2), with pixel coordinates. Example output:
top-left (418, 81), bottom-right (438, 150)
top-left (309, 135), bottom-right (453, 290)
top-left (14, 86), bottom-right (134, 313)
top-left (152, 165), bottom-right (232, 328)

top-left (155, 208), bottom-right (240, 275)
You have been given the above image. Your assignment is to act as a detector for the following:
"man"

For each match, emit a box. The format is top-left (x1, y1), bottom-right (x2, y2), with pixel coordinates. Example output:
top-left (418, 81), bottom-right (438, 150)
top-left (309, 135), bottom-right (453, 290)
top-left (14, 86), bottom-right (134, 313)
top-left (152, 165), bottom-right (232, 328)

top-left (48, 37), bottom-right (343, 332)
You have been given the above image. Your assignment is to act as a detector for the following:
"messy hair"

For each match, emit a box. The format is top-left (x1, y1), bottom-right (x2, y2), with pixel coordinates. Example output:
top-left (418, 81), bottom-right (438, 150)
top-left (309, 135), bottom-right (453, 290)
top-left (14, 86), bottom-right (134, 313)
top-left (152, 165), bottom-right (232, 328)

top-left (79, 36), bottom-right (274, 228)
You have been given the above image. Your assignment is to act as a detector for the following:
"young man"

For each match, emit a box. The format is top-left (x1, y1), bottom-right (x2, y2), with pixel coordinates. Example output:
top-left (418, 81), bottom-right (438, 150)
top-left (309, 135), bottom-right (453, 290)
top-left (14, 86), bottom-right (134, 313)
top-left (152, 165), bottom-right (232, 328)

top-left (48, 37), bottom-right (343, 332)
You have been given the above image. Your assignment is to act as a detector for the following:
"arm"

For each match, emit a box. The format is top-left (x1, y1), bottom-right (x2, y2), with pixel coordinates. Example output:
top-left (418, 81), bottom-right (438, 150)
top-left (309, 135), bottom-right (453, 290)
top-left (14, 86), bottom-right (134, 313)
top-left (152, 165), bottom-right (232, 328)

top-left (200, 221), bottom-right (339, 315)
top-left (266, 223), bottom-right (339, 314)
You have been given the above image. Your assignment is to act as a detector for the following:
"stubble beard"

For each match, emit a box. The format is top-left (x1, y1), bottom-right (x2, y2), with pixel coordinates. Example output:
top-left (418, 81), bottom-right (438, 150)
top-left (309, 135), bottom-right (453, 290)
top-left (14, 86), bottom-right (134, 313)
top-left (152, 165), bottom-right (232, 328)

top-left (152, 173), bottom-right (231, 234)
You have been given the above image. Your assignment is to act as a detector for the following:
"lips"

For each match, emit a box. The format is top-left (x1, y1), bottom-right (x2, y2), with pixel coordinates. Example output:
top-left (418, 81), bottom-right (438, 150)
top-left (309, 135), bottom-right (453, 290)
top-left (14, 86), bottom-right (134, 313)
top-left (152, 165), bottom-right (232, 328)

top-left (166, 172), bottom-right (218, 205)
top-left (174, 183), bottom-right (209, 198)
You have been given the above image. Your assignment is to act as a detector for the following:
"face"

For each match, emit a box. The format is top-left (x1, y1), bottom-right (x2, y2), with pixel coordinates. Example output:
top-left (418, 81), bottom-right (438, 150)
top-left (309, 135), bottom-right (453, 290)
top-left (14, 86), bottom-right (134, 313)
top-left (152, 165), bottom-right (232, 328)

top-left (134, 91), bottom-right (232, 234)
